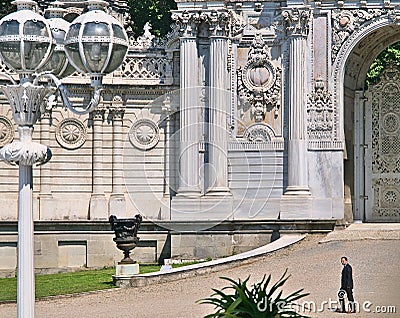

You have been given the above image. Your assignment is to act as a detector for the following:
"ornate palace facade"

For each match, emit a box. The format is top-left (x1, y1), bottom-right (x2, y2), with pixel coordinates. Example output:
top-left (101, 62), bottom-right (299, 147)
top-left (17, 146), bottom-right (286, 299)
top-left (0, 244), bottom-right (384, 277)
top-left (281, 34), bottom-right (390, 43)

top-left (0, 0), bottom-right (399, 275)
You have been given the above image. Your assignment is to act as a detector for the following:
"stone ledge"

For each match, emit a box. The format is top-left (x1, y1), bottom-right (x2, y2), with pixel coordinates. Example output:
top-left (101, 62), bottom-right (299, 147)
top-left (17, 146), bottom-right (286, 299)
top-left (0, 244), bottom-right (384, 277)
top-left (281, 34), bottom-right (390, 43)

top-left (319, 223), bottom-right (400, 243)
top-left (113, 234), bottom-right (305, 288)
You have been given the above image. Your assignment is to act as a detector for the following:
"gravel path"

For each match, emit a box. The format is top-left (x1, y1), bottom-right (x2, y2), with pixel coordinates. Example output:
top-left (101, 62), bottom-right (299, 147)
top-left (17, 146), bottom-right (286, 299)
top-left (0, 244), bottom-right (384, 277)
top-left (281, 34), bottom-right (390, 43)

top-left (1, 234), bottom-right (399, 317)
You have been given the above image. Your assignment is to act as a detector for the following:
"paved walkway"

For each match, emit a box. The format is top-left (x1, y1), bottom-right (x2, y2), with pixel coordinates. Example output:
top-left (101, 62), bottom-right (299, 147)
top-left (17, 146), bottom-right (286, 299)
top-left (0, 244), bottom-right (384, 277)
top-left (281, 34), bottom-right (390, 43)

top-left (0, 226), bottom-right (399, 317)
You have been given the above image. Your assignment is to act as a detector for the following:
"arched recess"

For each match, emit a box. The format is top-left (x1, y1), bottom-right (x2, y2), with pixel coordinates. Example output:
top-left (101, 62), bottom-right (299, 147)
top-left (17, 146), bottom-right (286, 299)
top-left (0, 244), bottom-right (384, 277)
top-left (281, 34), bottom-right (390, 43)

top-left (332, 14), bottom-right (400, 222)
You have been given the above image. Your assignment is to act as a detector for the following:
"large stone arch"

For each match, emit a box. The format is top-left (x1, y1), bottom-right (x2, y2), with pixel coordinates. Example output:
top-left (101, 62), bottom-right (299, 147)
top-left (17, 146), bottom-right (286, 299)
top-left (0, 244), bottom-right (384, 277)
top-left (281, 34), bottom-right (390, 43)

top-left (332, 11), bottom-right (400, 222)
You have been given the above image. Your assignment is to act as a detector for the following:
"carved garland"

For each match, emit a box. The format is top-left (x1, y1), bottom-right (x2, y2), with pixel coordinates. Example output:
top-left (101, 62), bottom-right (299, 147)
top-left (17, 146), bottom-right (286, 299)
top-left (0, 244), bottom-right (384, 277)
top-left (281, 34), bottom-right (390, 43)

top-left (237, 34), bottom-right (281, 122)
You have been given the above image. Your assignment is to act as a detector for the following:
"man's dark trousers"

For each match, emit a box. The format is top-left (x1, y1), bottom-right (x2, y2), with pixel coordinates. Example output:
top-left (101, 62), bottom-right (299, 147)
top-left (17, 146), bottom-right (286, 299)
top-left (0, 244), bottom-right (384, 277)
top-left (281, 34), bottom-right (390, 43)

top-left (340, 288), bottom-right (355, 312)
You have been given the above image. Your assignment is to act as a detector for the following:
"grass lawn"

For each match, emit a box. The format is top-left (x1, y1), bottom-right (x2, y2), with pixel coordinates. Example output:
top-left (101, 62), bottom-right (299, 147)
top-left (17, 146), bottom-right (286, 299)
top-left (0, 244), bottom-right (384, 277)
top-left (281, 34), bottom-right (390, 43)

top-left (0, 264), bottom-right (163, 302)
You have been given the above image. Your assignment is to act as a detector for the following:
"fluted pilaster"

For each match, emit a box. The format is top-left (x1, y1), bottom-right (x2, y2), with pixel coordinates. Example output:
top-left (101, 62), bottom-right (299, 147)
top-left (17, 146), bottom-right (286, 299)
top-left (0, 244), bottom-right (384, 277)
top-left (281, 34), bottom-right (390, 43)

top-left (207, 35), bottom-right (230, 195)
top-left (283, 8), bottom-right (311, 195)
top-left (177, 36), bottom-right (201, 196)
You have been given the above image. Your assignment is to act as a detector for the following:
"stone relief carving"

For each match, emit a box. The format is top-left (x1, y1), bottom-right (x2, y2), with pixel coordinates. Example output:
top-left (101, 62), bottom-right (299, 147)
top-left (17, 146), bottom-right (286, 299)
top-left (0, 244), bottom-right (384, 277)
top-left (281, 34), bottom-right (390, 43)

top-left (243, 123), bottom-right (276, 142)
top-left (172, 10), bottom-right (202, 37)
top-left (202, 10), bottom-right (230, 37)
top-left (229, 10), bottom-right (246, 38)
top-left (0, 116), bottom-right (14, 147)
top-left (307, 78), bottom-right (334, 140)
top-left (331, 9), bottom-right (389, 62)
top-left (237, 34), bottom-right (281, 122)
top-left (129, 118), bottom-right (160, 151)
top-left (282, 8), bottom-right (311, 36)
top-left (56, 118), bottom-right (87, 150)
top-left (130, 22), bottom-right (155, 51)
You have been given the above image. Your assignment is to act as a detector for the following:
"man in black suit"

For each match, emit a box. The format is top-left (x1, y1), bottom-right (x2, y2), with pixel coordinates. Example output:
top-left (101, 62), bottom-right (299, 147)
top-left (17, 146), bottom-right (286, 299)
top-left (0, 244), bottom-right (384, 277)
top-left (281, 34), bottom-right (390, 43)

top-left (339, 256), bottom-right (356, 313)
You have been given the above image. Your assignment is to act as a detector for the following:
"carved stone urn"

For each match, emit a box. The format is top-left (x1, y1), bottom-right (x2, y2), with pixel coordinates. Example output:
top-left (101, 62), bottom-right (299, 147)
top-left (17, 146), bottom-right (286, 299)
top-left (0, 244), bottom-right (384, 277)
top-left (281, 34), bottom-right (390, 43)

top-left (109, 214), bottom-right (142, 264)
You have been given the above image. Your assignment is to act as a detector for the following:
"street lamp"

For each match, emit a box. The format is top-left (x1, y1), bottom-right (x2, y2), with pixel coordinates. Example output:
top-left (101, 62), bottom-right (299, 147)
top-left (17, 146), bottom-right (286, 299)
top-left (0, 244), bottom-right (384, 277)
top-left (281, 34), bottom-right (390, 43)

top-left (0, 1), bottom-right (128, 317)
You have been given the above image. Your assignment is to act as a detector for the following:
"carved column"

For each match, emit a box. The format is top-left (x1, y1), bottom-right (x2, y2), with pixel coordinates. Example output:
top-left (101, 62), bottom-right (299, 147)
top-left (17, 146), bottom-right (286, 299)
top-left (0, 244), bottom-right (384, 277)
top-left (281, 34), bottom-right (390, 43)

top-left (174, 12), bottom-right (201, 196)
top-left (38, 110), bottom-right (53, 219)
top-left (109, 96), bottom-right (126, 217)
top-left (283, 8), bottom-right (311, 195)
top-left (89, 107), bottom-right (108, 219)
top-left (207, 11), bottom-right (230, 195)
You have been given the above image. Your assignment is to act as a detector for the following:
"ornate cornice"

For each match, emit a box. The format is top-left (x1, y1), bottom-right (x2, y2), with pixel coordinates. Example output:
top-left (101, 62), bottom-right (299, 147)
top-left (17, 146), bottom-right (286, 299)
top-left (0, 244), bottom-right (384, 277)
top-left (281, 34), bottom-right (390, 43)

top-left (282, 8), bottom-right (311, 37)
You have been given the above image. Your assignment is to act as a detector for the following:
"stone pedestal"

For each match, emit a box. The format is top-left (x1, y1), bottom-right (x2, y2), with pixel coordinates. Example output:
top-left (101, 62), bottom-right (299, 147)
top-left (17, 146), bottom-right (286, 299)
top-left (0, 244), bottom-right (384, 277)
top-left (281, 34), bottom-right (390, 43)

top-left (89, 194), bottom-right (107, 220)
top-left (280, 195), bottom-right (312, 219)
top-left (109, 194), bottom-right (126, 217)
top-left (115, 263), bottom-right (139, 277)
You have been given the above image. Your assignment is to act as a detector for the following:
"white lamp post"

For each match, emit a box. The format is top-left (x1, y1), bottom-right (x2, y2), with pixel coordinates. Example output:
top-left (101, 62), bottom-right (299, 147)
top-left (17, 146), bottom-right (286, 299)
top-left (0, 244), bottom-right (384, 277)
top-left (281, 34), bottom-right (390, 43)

top-left (0, 1), bottom-right (128, 317)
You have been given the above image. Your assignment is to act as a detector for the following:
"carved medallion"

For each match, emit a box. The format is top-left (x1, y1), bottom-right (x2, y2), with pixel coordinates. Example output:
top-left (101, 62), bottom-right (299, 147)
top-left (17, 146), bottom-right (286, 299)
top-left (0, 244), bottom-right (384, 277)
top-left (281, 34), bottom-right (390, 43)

top-left (56, 118), bottom-right (87, 150)
top-left (244, 123), bottom-right (276, 143)
top-left (129, 118), bottom-right (160, 151)
top-left (0, 116), bottom-right (14, 147)
top-left (238, 34), bottom-right (281, 122)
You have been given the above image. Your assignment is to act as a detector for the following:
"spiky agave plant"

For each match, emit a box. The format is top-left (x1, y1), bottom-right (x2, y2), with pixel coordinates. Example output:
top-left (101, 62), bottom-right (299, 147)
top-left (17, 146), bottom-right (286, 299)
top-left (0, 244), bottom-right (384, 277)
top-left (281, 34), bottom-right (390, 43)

top-left (198, 269), bottom-right (310, 318)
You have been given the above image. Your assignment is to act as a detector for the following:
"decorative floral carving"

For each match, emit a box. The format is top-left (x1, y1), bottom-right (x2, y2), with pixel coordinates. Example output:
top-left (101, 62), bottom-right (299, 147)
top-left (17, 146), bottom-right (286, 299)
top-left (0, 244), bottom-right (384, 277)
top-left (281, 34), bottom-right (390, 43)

top-left (282, 8), bottom-right (311, 36)
top-left (331, 9), bottom-right (386, 62)
top-left (307, 79), bottom-right (334, 140)
top-left (129, 118), bottom-right (160, 151)
top-left (172, 11), bottom-right (202, 37)
top-left (229, 10), bottom-right (246, 37)
top-left (238, 34), bottom-right (281, 122)
top-left (201, 11), bottom-right (230, 37)
top-left (0, 116), bottom-right (14, 147)
top-left (243, 123), bottom-right (276, 142)
top-left (56, 118), bottom-right (87, 150)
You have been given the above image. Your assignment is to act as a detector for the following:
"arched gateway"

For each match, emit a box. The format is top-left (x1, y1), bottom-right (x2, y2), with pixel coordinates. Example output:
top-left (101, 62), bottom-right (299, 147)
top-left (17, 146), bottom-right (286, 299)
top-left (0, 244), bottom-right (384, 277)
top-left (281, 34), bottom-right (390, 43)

top-left (0, 1), bottom-right (399, 275)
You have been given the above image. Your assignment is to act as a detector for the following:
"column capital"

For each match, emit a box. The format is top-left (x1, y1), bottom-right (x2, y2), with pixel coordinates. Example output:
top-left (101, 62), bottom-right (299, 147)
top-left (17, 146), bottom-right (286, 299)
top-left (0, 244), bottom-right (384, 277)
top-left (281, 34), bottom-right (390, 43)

top-left (172, 10), bottom-right (201, 37)
top-left (108, 95), bottom-right (125, 121)
top-left (282, 7), bottom-right (311, 37)
top-left (202, 10), bottom-right (230, 37)
top-left (90, 107), bottom-right (105, 121)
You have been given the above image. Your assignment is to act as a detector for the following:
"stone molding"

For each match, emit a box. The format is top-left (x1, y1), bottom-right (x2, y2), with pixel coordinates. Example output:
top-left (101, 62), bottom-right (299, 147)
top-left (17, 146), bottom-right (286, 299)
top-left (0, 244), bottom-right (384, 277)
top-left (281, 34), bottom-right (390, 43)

top-left (332, 10), bottom-right (399, 141)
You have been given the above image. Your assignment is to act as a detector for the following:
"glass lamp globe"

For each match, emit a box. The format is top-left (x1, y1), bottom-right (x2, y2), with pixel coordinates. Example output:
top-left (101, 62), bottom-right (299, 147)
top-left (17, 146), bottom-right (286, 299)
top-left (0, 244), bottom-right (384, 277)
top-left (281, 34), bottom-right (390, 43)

top-left (42, 1), bottom-right (75, 78)
top-left (64, 0), bottom-right (129, 87)
top-left (0, 0), bottom-right (55, 77)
